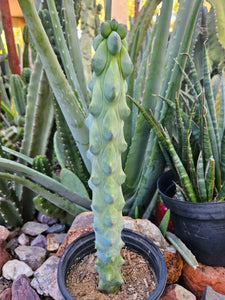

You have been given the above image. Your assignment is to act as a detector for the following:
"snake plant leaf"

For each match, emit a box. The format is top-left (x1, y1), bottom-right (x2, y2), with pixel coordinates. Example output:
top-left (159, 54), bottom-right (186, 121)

top-left (163, 130), bottom-right (197, 203)
top-left (166, 231), bottom-right (198, 269)
top-left (174, 97), bottom-right (183, 157)
top-left (204, 45), bottom-right (220, 148)
top-left (196, 152), bottom-right (207, 202)
top-left (210, 0), bottom-right (225, 49)
top-left (205, 156), bottom-right (215, 201)
top-left (128, 96), bottom-right (197, 203)
top-left (217, 181), bottom-right (225, 202)
top-left (159, 209), bottom-right (171, 237)
top-left (174, 183), bottom-right (188, 202)
top-left (219, 71), bottom-right (225, 142)
top-left (186, 135), bottom-right (199, 200)
top-left (220, 130), bottom-right (225, 182)
top-left (202, 114), bottom-right (213, 170)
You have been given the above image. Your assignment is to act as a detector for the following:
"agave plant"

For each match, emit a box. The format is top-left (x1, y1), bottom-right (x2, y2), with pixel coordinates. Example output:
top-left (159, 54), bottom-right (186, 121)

top-left (129, 44), bottom-right (225, 203)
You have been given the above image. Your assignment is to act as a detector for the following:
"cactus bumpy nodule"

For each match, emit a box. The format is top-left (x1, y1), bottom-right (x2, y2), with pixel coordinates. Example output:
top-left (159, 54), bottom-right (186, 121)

top-left (86, 20), bottom-right (133, 293)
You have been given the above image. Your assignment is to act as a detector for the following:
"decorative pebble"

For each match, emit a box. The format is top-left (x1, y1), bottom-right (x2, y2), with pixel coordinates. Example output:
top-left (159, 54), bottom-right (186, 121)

top-left (21, 222), bottom-right (49, 236)
top-left (0, 240), bottom-right (11, 275)
top-left (31, 256), bottom-right (64, 299)
top-left (0, 287), bottom-right (12, 300)
top-left (0, 226), bottom-right (10, 241)
top-left (47, 233), bottom-right (66, 252)
top-left (183, 262), bottom-right (225, 299)
top-left (46, 223), bottom-right (66, 234)
top-left (2, 259), bottom-right (33, 281)
top-left (15, 246), bottom-right (46, 270)
top-left (12, 274), bottom-right (41, 300)
top-left (164, 244), bottom-right (183, 284)
top-left (135, 218), bottom-right (168, 250)
top-left (160, 284), bottom-right (196, 299)
top-left (30, 234), bottom-right (47, 249)
top-left (18, 233), bottom-right (29, 246)
top-left (37, 212), bottom-right (58, 225)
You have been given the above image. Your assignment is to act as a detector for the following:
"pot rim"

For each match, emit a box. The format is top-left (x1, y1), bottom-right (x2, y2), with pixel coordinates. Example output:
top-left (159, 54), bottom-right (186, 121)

top-left (57, 228), bottom-right (167, 300)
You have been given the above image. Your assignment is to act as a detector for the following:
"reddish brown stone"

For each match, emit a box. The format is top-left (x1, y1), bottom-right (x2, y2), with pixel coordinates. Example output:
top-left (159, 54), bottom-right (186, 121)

top-left (0, 287), bottom-right (12, 300)
top-left (163, 245), bottom-right (183, 284)
top-left (160, 284), bottom-right (196, 299)
top-left (183, 262), bottom-right (225, 299)
top-left (0, 226), bottom-right (10, 241)
top-left (57, 212), bottom-right (94, 256)
top-left (12, 274), bottom-right (41, 300)
top-left (57, 213), bottom-right (139, 257)
top-left (0, 240), bottom-right (11, 275)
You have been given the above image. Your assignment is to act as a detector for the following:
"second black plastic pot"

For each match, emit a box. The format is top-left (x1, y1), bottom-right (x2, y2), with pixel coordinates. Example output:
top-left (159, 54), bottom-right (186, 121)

top-left (57, 228), bottom-right (167, 299)
top-left (157, 170), bottom-right (225, 266)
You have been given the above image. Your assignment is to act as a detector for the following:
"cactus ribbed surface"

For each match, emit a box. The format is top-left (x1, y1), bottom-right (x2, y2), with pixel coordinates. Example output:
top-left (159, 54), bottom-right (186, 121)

top-left (86, 20), bottom-right (133, 293)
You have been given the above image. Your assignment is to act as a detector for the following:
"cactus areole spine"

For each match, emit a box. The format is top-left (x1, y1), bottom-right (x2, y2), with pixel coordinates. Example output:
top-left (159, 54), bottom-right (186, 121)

top-left (86, 20), bottom-right (133, 293)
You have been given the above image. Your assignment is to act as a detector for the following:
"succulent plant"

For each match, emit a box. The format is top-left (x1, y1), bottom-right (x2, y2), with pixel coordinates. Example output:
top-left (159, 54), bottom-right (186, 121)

top-left (129, 46), bottom-right (225, 203)
top-left (86, 20), bottom-right (133, 293)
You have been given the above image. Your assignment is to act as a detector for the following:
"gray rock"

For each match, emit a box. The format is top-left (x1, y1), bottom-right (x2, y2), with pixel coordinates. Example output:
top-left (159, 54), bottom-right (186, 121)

top-left (47, 233), bottom-right (66, 252)
top-left (30, 234), bottom-right (47, 249)
top-left (2, 259), bottom-right (33, 280)
top-left (12, 274), bottom-right (41, 300)
top-left (15, 246), bottom-right (46, 270)
top-left (135, 218), bottom-right (168, 250)
top-left (37, 213), bottom-right (58, 225)
top-left (201, 285), bottom-right (225, 300)
top-left (22, 221), bottom-right (49, 236)
top-left (31, 256), bottom-right (64, 300)
top-left (46, 224), bottom-right (66, 234)
top-left (18, 233), bottom-right (29, 246)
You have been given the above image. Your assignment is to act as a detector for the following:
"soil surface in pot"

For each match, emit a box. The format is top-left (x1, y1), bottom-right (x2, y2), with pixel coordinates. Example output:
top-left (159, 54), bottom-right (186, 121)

top-left (66, 248), bottom-right (157, 299)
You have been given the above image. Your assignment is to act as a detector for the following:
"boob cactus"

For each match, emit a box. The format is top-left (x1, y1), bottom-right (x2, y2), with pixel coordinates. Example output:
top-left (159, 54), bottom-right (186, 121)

top-left (86, 20), bottom-right (133, 293)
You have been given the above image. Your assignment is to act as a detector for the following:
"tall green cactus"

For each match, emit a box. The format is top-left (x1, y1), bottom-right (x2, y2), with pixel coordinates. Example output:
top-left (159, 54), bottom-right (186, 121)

top-left (86, 21), bottom-right (133, 293)
top-left (22, 24), bottom-right (30, 68)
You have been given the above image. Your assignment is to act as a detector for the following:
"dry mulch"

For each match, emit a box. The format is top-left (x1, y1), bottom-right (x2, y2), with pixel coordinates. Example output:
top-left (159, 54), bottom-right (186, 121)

top-left (66, 248), bottom-right (157, 299)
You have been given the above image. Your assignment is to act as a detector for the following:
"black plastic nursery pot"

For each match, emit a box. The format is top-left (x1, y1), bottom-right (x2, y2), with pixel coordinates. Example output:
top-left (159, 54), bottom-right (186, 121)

top-left (57, 228), bottom-right (167, 300)
top-left (157, 170), bottom-right (225, 267)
